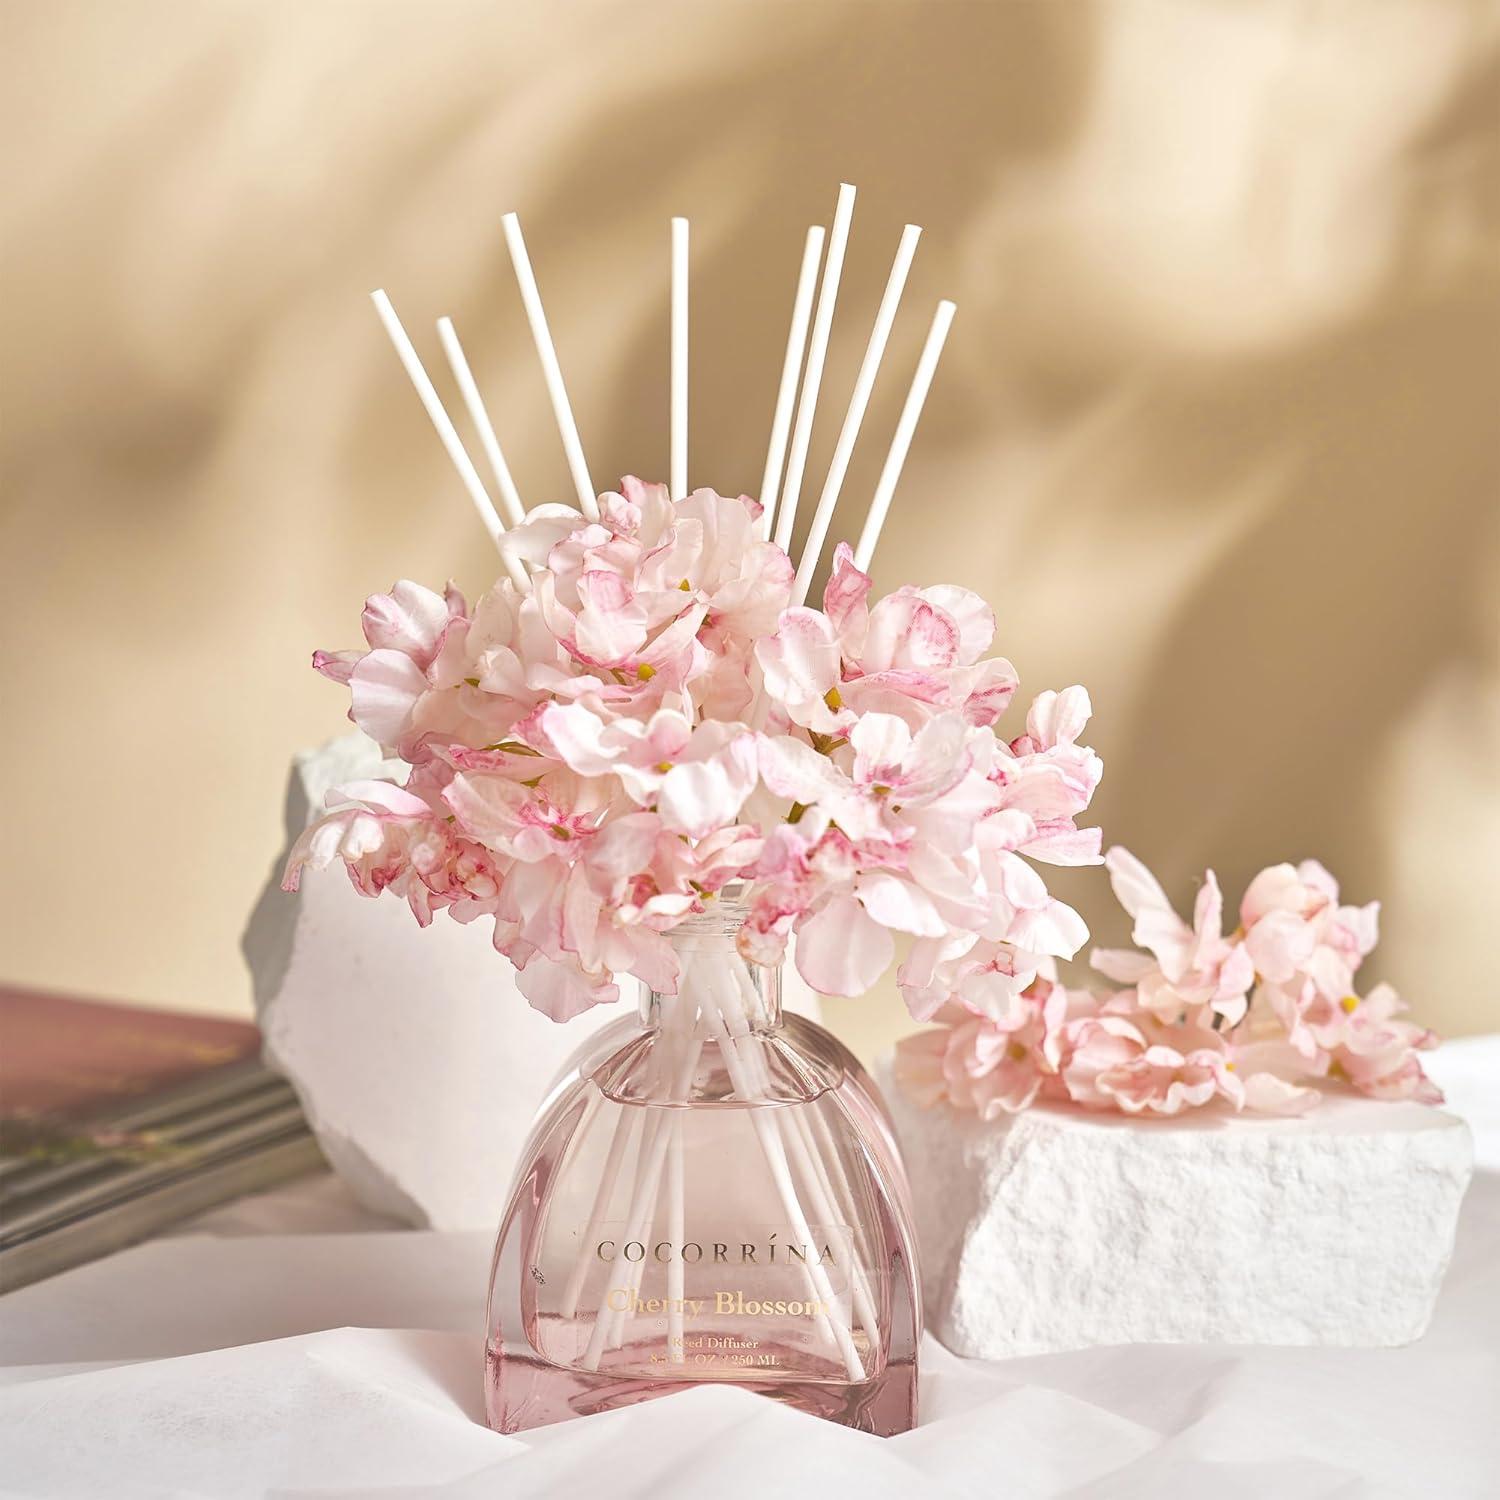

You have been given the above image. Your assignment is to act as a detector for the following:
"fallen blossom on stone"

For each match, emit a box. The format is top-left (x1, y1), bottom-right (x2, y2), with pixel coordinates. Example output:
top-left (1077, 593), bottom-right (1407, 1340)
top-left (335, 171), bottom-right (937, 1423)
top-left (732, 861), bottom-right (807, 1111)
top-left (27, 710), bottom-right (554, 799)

top-left (895, 846), bottom-right (1441, 1119)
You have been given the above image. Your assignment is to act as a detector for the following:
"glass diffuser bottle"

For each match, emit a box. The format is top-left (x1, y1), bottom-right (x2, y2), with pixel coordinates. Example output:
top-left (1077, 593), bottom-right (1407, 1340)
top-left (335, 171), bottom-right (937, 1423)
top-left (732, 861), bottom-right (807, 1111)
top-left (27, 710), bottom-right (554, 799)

top-left (484, 894), bottom-right (920, 1434)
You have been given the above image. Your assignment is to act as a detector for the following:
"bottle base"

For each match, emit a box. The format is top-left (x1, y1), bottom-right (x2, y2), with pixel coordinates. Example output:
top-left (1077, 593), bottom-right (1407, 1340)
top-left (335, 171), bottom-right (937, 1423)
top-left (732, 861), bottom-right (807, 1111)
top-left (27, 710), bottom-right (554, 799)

top-left (486, 1342), bottom-right (917, 1436)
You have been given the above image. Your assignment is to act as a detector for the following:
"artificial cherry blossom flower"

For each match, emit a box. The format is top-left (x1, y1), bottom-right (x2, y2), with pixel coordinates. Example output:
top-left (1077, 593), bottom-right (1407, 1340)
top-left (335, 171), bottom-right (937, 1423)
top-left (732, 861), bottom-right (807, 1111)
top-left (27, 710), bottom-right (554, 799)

top-left (893, 979), bottom-right (1074, 1118)
top-left (993, 687), bottom-right (1105, 867)
top-left (1329, 984), bottom-right (1442, 1103)
top-left (749, 705), bottom-right (1092, 1003)
top-left (896, 846), bottom-right (1441, 1120)
top-left (1237, 860), bottom-right (1383, 1060)
top-left (283, 775), bottom-right (499, 927)
top-left (1231, 1041), bottom-right (1324, 1115)
top-left (292, 479), bottom-right (1102, 1032)
top-left (298, 482), bottom-right (1445, 1122)
top-left (1091, 847), bottom-right (1255, 1027)
top-left (755, 544), bottom-right (1018, 737)
top-left (441, 774), bottom-right (684, 1019)
top-left (1062, 1008), bottom-right (1245, 1115)
top-left (541, 703), bottom-right (758, 838)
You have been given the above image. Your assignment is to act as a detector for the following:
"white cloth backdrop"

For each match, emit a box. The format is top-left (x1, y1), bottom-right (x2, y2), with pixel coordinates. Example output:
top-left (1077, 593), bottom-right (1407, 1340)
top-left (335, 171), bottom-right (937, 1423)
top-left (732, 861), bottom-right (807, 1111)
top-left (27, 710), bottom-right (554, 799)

top-left (1, 1038), bottom-right (1496, 1499)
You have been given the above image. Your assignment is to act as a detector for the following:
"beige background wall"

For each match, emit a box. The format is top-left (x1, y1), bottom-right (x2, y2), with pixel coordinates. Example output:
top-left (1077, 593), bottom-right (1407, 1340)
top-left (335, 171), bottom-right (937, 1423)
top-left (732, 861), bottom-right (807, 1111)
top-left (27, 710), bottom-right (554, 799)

top-left (3, 0), bottom-right (1497, 1060)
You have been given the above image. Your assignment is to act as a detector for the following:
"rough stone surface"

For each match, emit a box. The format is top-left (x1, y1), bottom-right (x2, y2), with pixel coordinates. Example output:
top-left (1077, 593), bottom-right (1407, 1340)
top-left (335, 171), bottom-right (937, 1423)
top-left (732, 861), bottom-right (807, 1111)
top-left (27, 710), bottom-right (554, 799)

top-left (244, 733), bottom-right (821, 1231)
top-left (883, 1060), bottom-right (1474, 1357)
top-left (242, 733), bottom-right (621, 1230)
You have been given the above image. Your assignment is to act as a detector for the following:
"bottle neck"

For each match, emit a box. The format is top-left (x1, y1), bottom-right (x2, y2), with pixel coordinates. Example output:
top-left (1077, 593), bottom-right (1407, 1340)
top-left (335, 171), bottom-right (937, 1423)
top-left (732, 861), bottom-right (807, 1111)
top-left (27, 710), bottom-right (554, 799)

top-left (639, 901), bottom-right (782, 1038)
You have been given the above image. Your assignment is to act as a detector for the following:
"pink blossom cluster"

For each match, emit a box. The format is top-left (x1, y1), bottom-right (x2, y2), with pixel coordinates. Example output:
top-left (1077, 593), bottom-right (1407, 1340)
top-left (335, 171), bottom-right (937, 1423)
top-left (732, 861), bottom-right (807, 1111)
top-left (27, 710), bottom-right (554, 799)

top-left (284, 479), bottom-right (1103, 1023)
top-left (895, 847), bottom-right (1441, 1118)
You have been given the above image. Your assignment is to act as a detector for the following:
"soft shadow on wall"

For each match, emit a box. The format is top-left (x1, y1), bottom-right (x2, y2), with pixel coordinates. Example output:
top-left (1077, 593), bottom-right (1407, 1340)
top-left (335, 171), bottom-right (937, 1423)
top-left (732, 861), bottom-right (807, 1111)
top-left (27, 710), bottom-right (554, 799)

top-left (1, 1), bottom-right (1496, 1057)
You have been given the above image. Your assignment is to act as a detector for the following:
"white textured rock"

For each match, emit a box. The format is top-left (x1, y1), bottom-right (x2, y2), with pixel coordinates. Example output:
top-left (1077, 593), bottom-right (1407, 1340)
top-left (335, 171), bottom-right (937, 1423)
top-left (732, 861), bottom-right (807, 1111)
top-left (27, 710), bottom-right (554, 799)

top-left (884, 1063), bottom-right (1474, 1357)
top-left (244, 732), bottom-right (820, 1231)
top-left (242, 733), bottom-right (620, 1230)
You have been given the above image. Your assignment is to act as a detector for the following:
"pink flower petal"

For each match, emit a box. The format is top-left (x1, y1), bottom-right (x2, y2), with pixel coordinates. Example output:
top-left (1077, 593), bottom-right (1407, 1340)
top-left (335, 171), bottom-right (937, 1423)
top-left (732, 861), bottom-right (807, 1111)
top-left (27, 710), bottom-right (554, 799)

top-left (755, 608), bottom-right (842, 729)
top-left (863, 594), bottom-right (960, 673)
top-left (1241, 1070), bottom-right (1322, 1115)
top-left (915, 585), bottom-right (995, 664)
top-left (1008, 898), bottom-right (1089, 959)
top-left (1091, 947), bottom-right (1155, 983)
top-left (855, 872), bottom-right (947, 937)
top-left (757, 733), bottom-right (849, 807)
top-left (1239, 862), bottom-right (1305, 925)
top-left (573, 571), bottom-right (648, 665)
top-left (361, 581), bottom-right (452, 664)
top-left (312, 649), bottom-right (361, 685)
top-left (516, 954), bottom-right (618, 1021)
top-left (849, 713), bottom-right (913, 784)
top-left (795, 894), bottom-right (895, 996)
top-left (1244, 908), bottom-right (1318, 983)
top-left (349, 649), bottom-right (429, 747)
top-left (1104, 846), bottom-right (1194, 976)
top-left (822, 543), bottom-right (872, 643)
top-left (325, 780), bottom-right (432, 818)
top-left (1025, 686), bottom-right (1092, 749)
top-left (657, 734), bottom-right (758, 837)
top-left (540, 702), bottom-right (616, 777)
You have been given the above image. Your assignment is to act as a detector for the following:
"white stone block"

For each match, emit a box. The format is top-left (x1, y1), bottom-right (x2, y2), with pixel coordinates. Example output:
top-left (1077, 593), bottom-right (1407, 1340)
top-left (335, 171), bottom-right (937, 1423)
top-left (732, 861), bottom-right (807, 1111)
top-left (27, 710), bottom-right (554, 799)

top-left (244, 733), bottom-right (820, 1231)
top-left (242, 734), bottom-right (620, 1230)
top-left (883, 1064), bottom-right (1473, 1357)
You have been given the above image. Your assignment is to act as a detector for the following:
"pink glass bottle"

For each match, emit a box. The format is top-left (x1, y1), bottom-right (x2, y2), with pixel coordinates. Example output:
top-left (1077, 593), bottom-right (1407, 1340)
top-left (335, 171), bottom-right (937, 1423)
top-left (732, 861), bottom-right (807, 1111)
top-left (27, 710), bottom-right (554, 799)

top-left (484, 896), bottom-right (920, 1434)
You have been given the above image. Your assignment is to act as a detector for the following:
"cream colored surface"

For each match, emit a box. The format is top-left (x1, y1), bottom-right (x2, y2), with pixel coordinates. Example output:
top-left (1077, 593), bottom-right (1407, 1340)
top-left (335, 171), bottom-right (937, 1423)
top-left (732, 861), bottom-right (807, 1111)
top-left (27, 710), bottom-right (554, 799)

top-left (3, 1), bottom-right (1497, 1060)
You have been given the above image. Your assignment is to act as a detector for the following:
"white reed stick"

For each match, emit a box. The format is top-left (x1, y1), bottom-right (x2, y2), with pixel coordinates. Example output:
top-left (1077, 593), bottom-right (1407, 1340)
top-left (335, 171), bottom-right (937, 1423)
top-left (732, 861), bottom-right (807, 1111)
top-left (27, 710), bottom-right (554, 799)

top-left (587, 953), bottom-right (856, 1375)
top-left (707, 1004), bottom-right (864, 1380)
top-left (435, 317), bottom-right (526, 529)
top-left (802, 1096), bottom-right (884, 1321)
top-left (783, 1109), bottom-right (880, 1344)
top-left (758, 226), bottom-right (826, 541)
top-left (666, 1114), bottom-right (686, 1362)
top-left (693, 957), bottom-right (862, 1377)
top-left (670, 217), bottom-right (689, 501)
top-left (500, 212), bottom-right (599, 520)
top-left (853, 299), bottom-right (956, 573)
top-left (582, 1027), bottom-right (703, 1368)
top-left (369, 290), bottom-right (530, 593)
top-left (728, 963), bottom-right (881, 1348)
top-left (774, 183), bottom-right (856, 555)
top-left (560, 1107), bottom-right (645, 1318)
top-left (791, 222), bottom-right (921, 606)
top-left (600, 981), bottom-right (685, 1351)
top-left (588, 973), bottom-right (701, 1359)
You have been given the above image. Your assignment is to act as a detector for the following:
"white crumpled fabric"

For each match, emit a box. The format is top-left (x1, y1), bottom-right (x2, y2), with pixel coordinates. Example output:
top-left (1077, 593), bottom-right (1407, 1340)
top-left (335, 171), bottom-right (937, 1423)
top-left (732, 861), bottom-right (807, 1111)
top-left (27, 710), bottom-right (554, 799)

top-left (1, 1040), bottom-right (1496, 1499)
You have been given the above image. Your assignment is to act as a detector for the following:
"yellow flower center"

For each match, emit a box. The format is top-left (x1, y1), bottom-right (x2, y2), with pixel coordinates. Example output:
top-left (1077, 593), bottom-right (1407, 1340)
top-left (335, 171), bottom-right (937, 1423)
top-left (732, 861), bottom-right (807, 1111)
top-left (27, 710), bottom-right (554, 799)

top-left (823, 686), bottom-right (843, 711)
top-left (636, 663), bottom-right (656, 681)
top-left (1340, 995), bottom-right (1359, 1014)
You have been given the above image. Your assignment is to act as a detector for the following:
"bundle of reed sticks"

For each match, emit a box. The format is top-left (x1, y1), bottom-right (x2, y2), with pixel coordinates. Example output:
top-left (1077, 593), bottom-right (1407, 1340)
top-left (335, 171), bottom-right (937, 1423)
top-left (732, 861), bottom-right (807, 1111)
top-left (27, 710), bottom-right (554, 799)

top-left (370, 182), bottom-right (954, 601)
